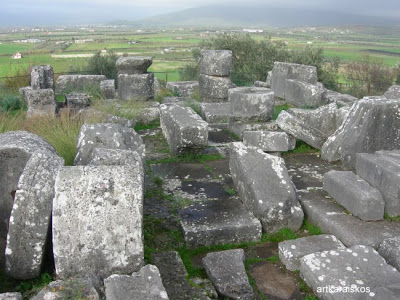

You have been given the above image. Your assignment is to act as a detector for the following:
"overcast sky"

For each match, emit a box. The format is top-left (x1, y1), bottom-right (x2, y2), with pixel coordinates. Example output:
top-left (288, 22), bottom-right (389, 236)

top-left (1, 0), bottom-right (399, 26)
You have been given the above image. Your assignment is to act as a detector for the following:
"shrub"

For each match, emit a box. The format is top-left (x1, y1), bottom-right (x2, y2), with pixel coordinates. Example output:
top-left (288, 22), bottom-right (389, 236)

top-left (0, 94), bottom-right (23, 112)
top-left (86, 51), bottom-right (118, 81)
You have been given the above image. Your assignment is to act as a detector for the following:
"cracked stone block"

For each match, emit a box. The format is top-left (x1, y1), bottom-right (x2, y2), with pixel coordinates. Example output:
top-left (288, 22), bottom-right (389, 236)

top-left (279, 234), bottom-right (345, 271)
top-left (300, 245), bottom-right (400, 300)
top-left (100, 80), bottom-right (116, 99)
top-left (179, 198), bottom-right (261, 248)
top-left (199, 50), bottom-right (232, 76)
top-left (116, 56), bottom-right (152, 75)
top-left (321, 98), bottom-right (400, 167)
top-left (166, 81), bottom-right (199, 97)
top-left (104, 265), bottom-right (168, 300)
top-left (284, 79), bottom-right (323, 107)
top-left (229, 142), bottom-right (303, 232)
top-left (202, 249), bottom-right (253, 300)
top-left (118, 73), bottom-right (155, 101)
top-left (228, 120), bottom-right (279, 140)
top-left (229, 87), bottom-right (275, 122)
top-left (243, 131), bottom-right (296, 152)
top-left (66, 92), bottom-right (90, 109)
top-left (74, 123), bottom-right (144, 166)
top-left (271, 62), bottom-right (317, 99)
top-left (199, 74), bottom-right (235, 102)
top-left (160, 104), bottom-right (208, 155)
top-left (378, 237), bottom-right (400, 272)
top-left (199, 103), bottom-right (231, 123)
top-left (31, 65), bottom-right (54, 90)
top-left (355, 152), bottom-right (400, 217)
top-left (52, 164), bottom-right (144, 279)
top-left (323, 170), bottom-right (385, 221)
top-left (55, 75), bottom-right (106, 94)
top-left (25, 88), bottom-right (56, 118)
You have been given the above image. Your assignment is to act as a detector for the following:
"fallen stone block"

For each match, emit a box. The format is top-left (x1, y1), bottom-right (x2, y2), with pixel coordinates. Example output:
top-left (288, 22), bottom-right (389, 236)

top-left (243, 131), bottom-right (296, 152)
top-left (228, 120), bottom-right (279, 139)
top-left (300, 245), bottom-right (400, 300)
top-left (378, 237), bottom-right (400, 272)
top-left (55, 75), bottom-right (106, 94)
top-left (276, 110), bottom-right (327, 149)
top-left (166, 81), bottom-right (199, 97)
top-left (384, 85), bottom-right (400, 99)
top-left (253, 81), bottom-right (269, 88)
top-left (322, 98), bottom-right (400, 167)
top-left (100, 79), bottom-right (116, 99)
top-left (88, 148), bottom-right (144, 166)
top-left (74, 123), bottom-right (144, 166)
top-left (284, 79), bottom-right (323, 107)
top-left (229, 142), bottom-right (303, 232)
top-left (279, 234), bottom-right (345, 271)
top-left (160, 104), bottom-right (208, 155)
top-left (118, 73), bottom-right (155, 101)
top-left (323, 170), bottom-right (384, 221)
top-left (179, 198), bottom-right (261, 248)
top-left (199, 103), bottom-right (231, 123)
top-left (199, 74), bottom-right (235, 102)
top-left (355, 152), bottom-right (400, 216)
top-left (202, 249), bottom-right (253, 300)
top-left (161, 96), bottom-right (189, 106)
top-left (199, 50), bottom-right (232, 76)
top-left (0, 293), bottom-right (22, 300)
top-left (104, 265), bottom-right (168, 300)
top-left (321, 89), bottom-right (358, 106)
top-left (271, 62), bottom-right (317, 99)
top-left (53, 164), bottom-right (144, 279)
top-left (66, 92), bottom-right (90, 109)
top-left (116, 56), bottom-right (152, 75)
top-left (25, 88), bottom-right (56, 117)
top-left (31, 278), bottom-right (100, 300)
top-left (229, 87), bottom-right (275, 122)
top-left (31, 65), bottom-right (54, 90)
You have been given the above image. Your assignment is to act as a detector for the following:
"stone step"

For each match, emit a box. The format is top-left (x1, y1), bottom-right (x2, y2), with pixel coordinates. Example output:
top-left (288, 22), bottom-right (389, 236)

top-left (323, 170), bottom-right (384, 221)
top-left (300, 245), bottom-right (400, 300)
top-left (300, 191), bottom-right (400, 248)
top-left (179, 198), bottom-right (262, 248)
top-left (279, 234), bottom-right (345, 271)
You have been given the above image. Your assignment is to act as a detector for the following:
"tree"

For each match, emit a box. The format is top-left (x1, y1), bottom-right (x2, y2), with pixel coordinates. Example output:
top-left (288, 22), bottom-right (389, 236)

top-left (86, 51), bottom-right (118, 81)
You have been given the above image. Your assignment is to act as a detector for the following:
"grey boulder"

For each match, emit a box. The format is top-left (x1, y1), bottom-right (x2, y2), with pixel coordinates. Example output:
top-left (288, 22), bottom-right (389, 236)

top-left (378, 237), bottom-right (400, 272)
top-left (383, 85), bottom-right (400, 99)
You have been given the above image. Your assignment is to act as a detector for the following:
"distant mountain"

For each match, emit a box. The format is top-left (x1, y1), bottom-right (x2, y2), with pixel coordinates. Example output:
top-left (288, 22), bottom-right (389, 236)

top-left (129, 6), bottom-right (400, 28)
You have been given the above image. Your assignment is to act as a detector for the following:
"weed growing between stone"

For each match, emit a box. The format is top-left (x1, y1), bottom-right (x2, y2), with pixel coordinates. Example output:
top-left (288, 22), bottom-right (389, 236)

top-left (301, 219), bottom-right (323, 235)
top-left (283, 140), bottom-right (320, 156)
top-left (272, 103), bottom-right (292, 120)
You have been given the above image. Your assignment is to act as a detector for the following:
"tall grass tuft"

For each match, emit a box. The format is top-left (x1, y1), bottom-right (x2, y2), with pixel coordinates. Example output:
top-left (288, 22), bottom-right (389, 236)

top-left (0, 111), bottom-right (25, 133)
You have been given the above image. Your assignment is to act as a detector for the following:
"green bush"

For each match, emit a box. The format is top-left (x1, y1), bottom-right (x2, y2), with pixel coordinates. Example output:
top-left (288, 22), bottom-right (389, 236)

top-left (0, 94), bottom-right (23, 111)
top-left (86, 51), bottom-right (118, 81)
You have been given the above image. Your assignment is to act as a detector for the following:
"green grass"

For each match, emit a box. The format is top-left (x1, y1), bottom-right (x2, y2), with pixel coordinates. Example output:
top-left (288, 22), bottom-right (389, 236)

top-left (384, 213), bottom-right (400, 222)
top-left (283, 141), bottom-right (320, 156)
top-left (301, 219), bottom-right (323, 235)
top-left (272, 103), bottom-right (292, 120)
top-left (262, 228), bottom-right (298, 243)
top-left (0, 93), bottom-right (23, 111)
top-left (148, 152), bottom-right (223, 165)
top-left (134, 120), bottom-right (160, 131)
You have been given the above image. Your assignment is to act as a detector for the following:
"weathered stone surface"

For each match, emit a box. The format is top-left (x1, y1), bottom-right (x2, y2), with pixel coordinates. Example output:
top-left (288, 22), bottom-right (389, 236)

top-left (88, 148), bottom-right (143, 166)
top-left (199, 50), bottom-right (232, 76)
top-left (166, 81), bottom-right (199, 97)
top-left (378, 237), bottom-right (400, 272)
top-left (277, 110), bottom-right (327, 149)
top-left (74, 123), bottom-right (144, 166)
top-left (271, 62), bottom-right (317, 99)
top-left (300, 245), bottom-right (400, 300)
top-left (229, 142), bottom-right (303, 232)
top-left (199, 102), bottom-right (231, 123)
top-left (160, 104), bottom-right (208, 155)
top-left (266, 71), bottom-right (272, 88)
top-left (105, 114), bottom-right (135, 128)
top-left (322, 98), bottom-right (400, 167)
top-left (118, 73), bottom-right (154, 101)
top-left (228, 120), bottom-right (279, 139)
top-left (116, 56), bottom-right (152, 75)
top-left (104, 265), bottom-right (168, 300)
top-left (18, 86), bottom-right (32, 103)
top-left (323, 170), bottom-right (385, 221)
top-left (0, 131), bottom-right (56, 268)
top-left (179, 198), bottom-right (261, 248)
top-left (321, 89), bottom-right (358, 106)
top-left (0, 293), bottom-right (22, 300)
top-left (53, 164), bottom-right (144, 279)
top-left (25, 88), bottom-right (56, 117)
top-left (55, 75), bottom-right (106, 94)
top-left (279, 234), bottom-right (345, 271)
top-left (384, 85), bottom-right (400, 99)
top-left (161, 96), bottom-right (189, 106)
top-left (152, 251), bottom-right (210, 300)
top-left (199, 74), bottom-right (235, 102)
top-left (100, 79), bottom-right (116, 99)
top-left (31, 278), bottom-right (100, 300)
top-left (253, 81), bottom-right (270, 88)
top-left (134, 103), bottom-right (160, 125)
top-left (336, 105), bottom-right (350, 128)
top-left (31, 65), bottom-right (54, 90)
top-left (66, 92), bottom-right (90, 109)
top-left (284, 79), bottom-right (323, 107)
top-left (355, 152), bottom-right (400, 216)
top-left (5, 150), bottom-right (63, 280)
top-left (300, 193), bottom-right (400, 248)
top-left (243, 131), bottom-right (296, 152)
top-left (287, 103), bottom-right (338, 137)
top-left (229, 87), bottom-right (275, 122)
top-left (202, 249), bottom-right (253, 300)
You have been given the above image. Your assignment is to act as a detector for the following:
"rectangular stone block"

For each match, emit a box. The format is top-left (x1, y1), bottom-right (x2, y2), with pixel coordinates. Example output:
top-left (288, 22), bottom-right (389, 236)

top-left (199, 74), bottom-right (235, 102)
top-left (31, 65), bottom-right (54, 90)
top-left (56, 75), bottom-right (106, 94)
top-left (199, 103), bottom-right (231, 123)
top-left (160, 104), bottom-right (208, 155)
top-left (243, 131), bottom-right (295, 152)
top-left (323, 170), bottom-right (385, 221)
top-left (66, 92), bottom-right (90, 109)
top-left (284, 79), bottom-right (323, 107)
top-left (118, 73), bottom-right (154, 101)
top-left (199, 50), bottom-right (232, 76)
top-left (166, 81), bottom-right (199, 97)
top-left (100, 80), bottom-right (116, 99)
top-left (25, 88), bottom-right (56, 118)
